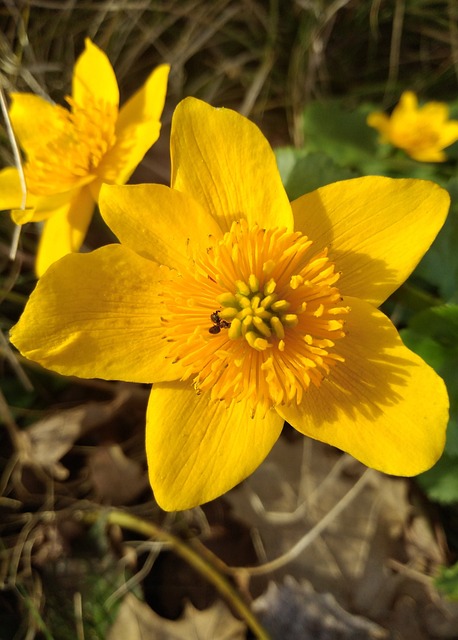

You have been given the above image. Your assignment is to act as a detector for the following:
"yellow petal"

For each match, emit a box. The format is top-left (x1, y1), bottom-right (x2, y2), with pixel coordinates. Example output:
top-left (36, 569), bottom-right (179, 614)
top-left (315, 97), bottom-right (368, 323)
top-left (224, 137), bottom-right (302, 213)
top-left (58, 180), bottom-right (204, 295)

top-left (292, 176), bottom-right (449, 306)
top-left (438, 121), bottom-right (458, 148)
top-left (72, 38), bottom-right (119, 107)
top-left (421, 101), bottom-right (450, 123)
top-left (98, 120), bottom-right (161, 185)
top-left (10, 245), bottom-right (181, 383)
top-left (171, 97), bottom-right (293, 233)
top-left (146, 382), bottom-right (284, 510)
top-left (117, 64), bottom-right (169, 131)
top-left (0, 167), bottom-right (34, 214)
top-left (13, 190), bottom-right (93, 224)
top-left (278, 296), bottom-right (448, 476)
top-left (0, 168), bottom-right (92, 226)
top-left (408, 148), bottom-right (447, 163)
top-left (35, 187), bottom-right (95, 276)
top-left (366, 112), bottom-right (390, 138)
top-left (9, 93), bottom-right (62, 150)
top-left (9, 184), bottom-right (92, 225)
top-left (99, 183), bottom-right (223, 271)
top-left (397, 90), bottom-right (418, 113)
top-left (98, 64), bottom-right (169, 185)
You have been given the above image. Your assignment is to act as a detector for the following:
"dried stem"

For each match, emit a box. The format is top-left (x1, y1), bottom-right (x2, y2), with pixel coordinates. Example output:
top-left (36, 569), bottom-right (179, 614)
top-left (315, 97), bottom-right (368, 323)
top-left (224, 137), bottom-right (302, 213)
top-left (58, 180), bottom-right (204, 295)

top-left (77, 508), bottom-right (271, 640)
top-left (230, 468), bottom-right (376, 576)
top-left (0, 85), bottom-right (26, 261)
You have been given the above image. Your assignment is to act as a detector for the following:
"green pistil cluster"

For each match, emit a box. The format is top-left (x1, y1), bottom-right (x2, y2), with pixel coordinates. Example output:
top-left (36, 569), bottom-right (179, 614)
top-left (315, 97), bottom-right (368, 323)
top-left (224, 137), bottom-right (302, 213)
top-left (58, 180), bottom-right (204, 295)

top-left (216, 274), bottom-right (298, 351)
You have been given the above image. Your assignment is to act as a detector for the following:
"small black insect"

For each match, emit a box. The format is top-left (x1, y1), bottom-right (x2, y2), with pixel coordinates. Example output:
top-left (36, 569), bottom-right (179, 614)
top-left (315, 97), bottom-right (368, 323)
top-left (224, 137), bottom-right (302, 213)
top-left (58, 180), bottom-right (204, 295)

top-left (208, 310), bottom-right (231, 334)
top-left (208, 324), bottom-right (221, 335)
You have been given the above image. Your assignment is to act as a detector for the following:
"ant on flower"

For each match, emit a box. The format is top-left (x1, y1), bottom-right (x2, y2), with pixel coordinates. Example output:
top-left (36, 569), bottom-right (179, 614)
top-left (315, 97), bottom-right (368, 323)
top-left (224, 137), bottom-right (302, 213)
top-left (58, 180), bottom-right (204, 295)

top-left (208, 310), bottom-right (231, 334)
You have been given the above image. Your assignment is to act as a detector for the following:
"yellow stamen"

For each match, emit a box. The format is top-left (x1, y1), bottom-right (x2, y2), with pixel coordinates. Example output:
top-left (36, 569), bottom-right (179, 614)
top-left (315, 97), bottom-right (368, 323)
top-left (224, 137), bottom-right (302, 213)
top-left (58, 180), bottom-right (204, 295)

top-left (162, 220), bottom-right (349, 414)
top-left (23, 95), bottom-right (119, 195)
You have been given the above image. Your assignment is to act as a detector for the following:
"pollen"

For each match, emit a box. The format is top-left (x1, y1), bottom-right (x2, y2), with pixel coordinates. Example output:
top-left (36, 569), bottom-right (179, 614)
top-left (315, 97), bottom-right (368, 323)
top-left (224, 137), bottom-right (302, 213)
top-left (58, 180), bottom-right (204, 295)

top-left (23, 96), bottom-right (118, 195)
top-left (162, 219), bottom-right (350, 414)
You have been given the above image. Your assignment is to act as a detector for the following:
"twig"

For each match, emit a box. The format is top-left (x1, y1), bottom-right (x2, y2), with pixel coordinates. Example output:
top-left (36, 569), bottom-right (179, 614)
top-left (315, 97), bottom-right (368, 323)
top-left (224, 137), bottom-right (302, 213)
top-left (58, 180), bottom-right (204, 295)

top-left (246, 452), bottom-right (354, 525)
top-left (231, 468), bottom-right (376, 576)
top-left (387, 558), bottom-right (434, 586)
top-left (74, 592), bottom-right (85, 640)
top-left (385, 0), bottom-right (405, 100)
top-left (104, 540), bottom-right (167, 609)
top-left (77, 507), bottom-right (271, 640)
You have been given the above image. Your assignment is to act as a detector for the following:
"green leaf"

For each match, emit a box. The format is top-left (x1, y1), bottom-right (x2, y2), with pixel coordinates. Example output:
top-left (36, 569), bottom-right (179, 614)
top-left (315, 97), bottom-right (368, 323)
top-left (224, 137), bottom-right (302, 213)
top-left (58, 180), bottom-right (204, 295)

top-left (407, 303), bottom-right (458, 349)
top-left (301, 100), bottom-right (379, 168)
top-left (289, 99), bottom-right (442, 180)
top-left (275, 148), bottom-right (356, 200)
top-left (436, 562), bottom-right (458, 600)
top-left (43, 520), bottom-right (135, 640)
top-left (416, 453), bottom-right (458, 505)
top-left (275, 146), bottom-right (306, 187)
top-left (401, 305), bottom-right (458, 503)
top-left (413, 177), bottom-right (458, 301)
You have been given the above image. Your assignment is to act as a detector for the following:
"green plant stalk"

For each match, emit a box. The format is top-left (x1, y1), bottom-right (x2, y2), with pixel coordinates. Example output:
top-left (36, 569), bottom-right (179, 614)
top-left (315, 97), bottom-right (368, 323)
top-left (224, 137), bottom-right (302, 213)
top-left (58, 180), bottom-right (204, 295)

top-left (79, 508), bottom-right (271, 640)
top-left (394, 281), bottom-right (444, 311)
top-left (0, 289), bottom-right (29, 305)
top-left (17, 583), bottom-right (54, 640)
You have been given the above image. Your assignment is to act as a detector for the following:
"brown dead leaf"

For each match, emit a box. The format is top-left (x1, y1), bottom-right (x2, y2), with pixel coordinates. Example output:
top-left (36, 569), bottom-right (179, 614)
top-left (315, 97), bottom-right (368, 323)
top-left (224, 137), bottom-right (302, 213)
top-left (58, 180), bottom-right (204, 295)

top-left (88, 444), bottom-right (148, 505)
top-left (227, 435), bottom-right (454, 639)
top-left (107, 594), bottom-right (246, 640)
top-left (23, 389), bottom-right (132, 479)
top-left (253, 577), bottom-right (388, 639)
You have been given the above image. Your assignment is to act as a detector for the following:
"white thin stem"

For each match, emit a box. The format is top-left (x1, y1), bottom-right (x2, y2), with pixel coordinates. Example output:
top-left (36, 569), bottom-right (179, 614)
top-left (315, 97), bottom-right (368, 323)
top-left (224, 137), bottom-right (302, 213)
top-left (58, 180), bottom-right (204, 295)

top-left (0, 85), bottom-right (27, 260)
top-left (231, 468), bottom-right (376, 576)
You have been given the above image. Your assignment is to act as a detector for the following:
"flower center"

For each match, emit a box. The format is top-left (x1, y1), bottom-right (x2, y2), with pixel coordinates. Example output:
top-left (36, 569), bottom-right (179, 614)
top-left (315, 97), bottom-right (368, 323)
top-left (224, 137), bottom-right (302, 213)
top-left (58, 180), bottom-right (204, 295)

top-left (162, 220), bottom-right (349, 414)
top-left (24, 96), bottom-right (118, 195)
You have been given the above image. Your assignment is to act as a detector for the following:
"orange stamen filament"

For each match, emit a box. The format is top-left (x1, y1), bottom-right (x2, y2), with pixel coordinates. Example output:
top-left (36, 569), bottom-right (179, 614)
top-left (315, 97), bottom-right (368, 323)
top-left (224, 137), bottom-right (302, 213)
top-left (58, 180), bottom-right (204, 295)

top-left (162, 220), bottom-right (349, 414)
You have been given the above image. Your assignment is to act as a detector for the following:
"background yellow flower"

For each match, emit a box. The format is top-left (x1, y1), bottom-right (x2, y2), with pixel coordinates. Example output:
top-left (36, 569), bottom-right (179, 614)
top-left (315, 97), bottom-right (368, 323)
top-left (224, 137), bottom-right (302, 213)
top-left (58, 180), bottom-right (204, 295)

top-left (367, 90), bottom-right (458, 162)
top-left (0, 38), bottom-right (169, 275)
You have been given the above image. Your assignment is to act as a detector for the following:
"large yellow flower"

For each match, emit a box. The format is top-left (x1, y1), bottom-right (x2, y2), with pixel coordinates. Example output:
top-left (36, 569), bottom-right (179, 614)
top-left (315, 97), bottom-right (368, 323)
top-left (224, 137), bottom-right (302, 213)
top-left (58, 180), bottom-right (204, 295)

top-left (0, 38), bottom-right (169, 275)
top-left (367, 90), bottom-right (458, 162)
top-left (11, 98), bottom-right (449, 511)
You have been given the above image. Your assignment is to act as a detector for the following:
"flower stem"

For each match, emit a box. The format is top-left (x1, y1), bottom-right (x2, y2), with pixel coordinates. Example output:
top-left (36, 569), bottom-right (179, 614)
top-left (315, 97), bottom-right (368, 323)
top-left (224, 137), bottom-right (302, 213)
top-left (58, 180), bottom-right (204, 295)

top-left (393, 281), bottom-right (443, 311)
top-left (78, 507), bottom-right (270, 639)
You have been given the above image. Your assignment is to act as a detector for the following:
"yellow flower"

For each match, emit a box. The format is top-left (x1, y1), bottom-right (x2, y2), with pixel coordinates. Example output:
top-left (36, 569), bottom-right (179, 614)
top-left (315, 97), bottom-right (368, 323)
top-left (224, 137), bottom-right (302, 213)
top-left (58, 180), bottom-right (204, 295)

top-left (10, 98), bottom-right (450, 511)
top-left (367, 90), bottom-right (458, 162)
top-left (0, 38), bottom-right (169, 275)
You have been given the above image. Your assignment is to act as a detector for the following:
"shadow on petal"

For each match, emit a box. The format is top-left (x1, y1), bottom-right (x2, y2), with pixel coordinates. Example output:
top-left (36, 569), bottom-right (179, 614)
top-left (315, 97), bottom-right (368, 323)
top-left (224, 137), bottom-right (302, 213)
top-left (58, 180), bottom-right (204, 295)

top-left (278, 297), bottom-right (447, 475)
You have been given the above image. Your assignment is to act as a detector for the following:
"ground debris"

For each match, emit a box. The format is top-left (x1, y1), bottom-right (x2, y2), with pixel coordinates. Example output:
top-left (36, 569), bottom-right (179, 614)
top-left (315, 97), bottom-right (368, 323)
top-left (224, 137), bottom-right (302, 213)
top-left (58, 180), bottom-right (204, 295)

top-left (253, 576), bottom-right (388, 640)
top-left (107, 595), bottom-right (247, 640)
top-left (227, 436), bottom-right (458, 639)
top-left (88, 443), bottom-right (148, 505)
top-left (23, 386), bottom-right (135, 479)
